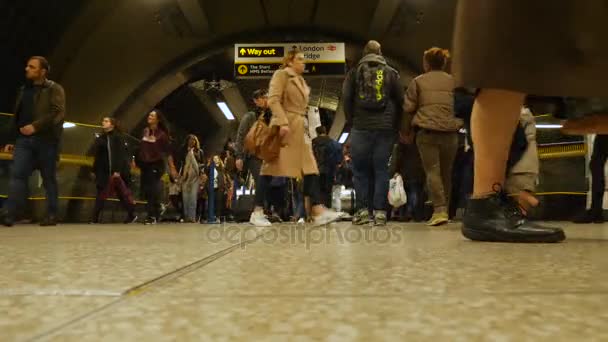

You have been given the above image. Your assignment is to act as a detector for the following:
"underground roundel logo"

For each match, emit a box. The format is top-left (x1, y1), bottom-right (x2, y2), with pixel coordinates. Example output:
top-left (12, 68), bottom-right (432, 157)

top-left (238, 65), bottom-right (248, 75)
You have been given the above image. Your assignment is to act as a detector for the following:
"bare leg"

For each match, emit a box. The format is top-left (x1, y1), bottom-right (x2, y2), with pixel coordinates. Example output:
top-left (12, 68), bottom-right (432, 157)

top-left (471, 89), bottom-right (525, 196)
top-left (463, 89), bottom-right (564, 243)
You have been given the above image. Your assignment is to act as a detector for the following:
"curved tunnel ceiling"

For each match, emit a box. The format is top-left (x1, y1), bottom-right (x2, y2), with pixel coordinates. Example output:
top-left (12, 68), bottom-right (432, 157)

top-left (6, 0), bottom-right (458, 152)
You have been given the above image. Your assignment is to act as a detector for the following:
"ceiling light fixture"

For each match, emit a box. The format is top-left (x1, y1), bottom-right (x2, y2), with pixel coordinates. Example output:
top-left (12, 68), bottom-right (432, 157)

top-left (535, 124), bottom-right (563, 129)
top-left (338, 132), bottom-right (349, 144)
top-left (217, 102), bottom-right (235, 121)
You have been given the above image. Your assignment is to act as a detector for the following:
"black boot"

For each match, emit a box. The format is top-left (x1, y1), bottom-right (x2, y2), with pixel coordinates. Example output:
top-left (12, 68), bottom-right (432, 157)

top-left (90, 210), bottom-right (102, 224)
top-left (0, 209), bottom-right (14, 227)
top-left (40, 216), bottom-right (58, 227)
top-left (572, 210), bottom-right (604, 224)
top-left (462, 190), bottom-right (566, 243)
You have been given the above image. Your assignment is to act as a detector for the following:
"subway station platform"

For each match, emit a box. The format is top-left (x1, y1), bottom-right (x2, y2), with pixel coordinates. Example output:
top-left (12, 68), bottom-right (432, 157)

top-left (1, 222), bottom-right (607, 341)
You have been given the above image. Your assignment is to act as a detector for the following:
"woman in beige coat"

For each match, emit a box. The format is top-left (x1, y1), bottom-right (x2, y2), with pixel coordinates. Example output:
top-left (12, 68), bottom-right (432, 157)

top-left (249, 49), bottom-right (341, 227)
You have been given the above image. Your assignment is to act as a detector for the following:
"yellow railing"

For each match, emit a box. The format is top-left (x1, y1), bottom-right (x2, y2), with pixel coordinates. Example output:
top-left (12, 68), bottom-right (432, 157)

top-left (538, 142), bottom-right (586, 160)
top-left (0, 152), bottom-right (142, 175)
top-left (0, 112), bottom-right (102, 128)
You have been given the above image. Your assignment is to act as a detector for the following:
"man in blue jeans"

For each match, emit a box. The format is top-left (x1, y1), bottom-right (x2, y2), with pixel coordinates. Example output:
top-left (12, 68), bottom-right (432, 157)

top-left (0, 56), bottom-right (65, 227)
top-left (342, 41), bottom-right (404, 225)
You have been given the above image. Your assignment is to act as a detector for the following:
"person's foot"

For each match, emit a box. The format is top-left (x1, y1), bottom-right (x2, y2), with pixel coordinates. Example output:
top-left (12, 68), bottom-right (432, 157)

top-left (427, 212), bottom-right (449, 226)
top-left (0, 210), bottom-right (14, 227)
top-left (249, 211), bottom-right (272, 227)
top-left (143, 217), bottom-right (157, 225)
top-left (268, 213), bottom-right (282, 223)
top-left (124, 215), bottom-right (138, 224)
top-left (39, 216), bottom-right (57, 227)
top-left (572, 210), bottom-right (604, 224)
top-left (312, 209), bottom-right (342, 226)
top-left (352, 209), bottom-right (370, 225)
top-left (462, 189), bottom-right (566, 243)
top-left (374, 210), bottom-right (387, 226)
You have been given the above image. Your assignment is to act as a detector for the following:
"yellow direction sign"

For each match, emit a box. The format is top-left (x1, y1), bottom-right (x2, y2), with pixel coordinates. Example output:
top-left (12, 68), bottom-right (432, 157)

top-left (237, 65), bottom-right (248, 75)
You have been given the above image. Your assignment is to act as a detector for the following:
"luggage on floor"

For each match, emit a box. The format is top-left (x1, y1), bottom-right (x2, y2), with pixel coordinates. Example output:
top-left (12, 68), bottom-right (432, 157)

top-left (332, 185), bottom-right (355, 216)
top-left (234, 192), bottom-right (255, 222)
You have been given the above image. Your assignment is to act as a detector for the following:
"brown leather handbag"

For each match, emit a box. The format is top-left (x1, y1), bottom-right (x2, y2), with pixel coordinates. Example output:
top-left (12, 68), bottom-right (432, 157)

top-left (244, 116), bottom-right (282, 162)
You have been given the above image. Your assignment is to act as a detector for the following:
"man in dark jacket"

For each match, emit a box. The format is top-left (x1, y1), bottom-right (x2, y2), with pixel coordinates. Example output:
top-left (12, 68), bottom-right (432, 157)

top-left (312, 126), bottom-right (342, 208)
top-left (1, 56), bottom-right (65, 227)
top-left (91, 117), bottom-right (137, 224)
top-left (341, 40), bottom-right (404, 226)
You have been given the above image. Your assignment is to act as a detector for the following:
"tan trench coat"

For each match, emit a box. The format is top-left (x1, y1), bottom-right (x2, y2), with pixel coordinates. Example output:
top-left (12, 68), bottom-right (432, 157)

top-left (260, 67), bottom-right (319, 178)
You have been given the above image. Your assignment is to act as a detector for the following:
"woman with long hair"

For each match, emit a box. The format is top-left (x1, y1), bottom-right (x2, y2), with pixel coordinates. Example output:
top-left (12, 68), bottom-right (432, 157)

top-left (178, 134), bottom-right (204, 223)
top-left (91, 116), bottom-right (137, 224)
top-left (210, 155), bottom-right (226, 223)
top-left (250, 49), bottom-right (341, 226)
top-left (137, 109), bottom-right (177, 225)
top-left (404, 47), bottom-right (463, 226)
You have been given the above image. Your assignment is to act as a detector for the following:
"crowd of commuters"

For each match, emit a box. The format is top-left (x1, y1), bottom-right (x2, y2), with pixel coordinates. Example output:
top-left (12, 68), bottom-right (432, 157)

top-left (2, 4), bottom-right (607, 245)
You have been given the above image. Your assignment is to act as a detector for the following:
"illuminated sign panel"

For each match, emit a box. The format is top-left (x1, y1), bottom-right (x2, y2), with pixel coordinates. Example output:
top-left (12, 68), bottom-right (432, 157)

top-left (234, 43), bottom-right (346, 78)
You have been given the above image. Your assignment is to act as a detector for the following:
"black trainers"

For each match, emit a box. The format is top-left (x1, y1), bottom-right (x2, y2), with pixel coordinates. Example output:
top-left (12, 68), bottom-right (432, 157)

top-left (462, 186), bottom-right (565, 243)
top-left (39, 216), bottom-right (58, 227)
top-left (572, 210), bottom-right (604, 224)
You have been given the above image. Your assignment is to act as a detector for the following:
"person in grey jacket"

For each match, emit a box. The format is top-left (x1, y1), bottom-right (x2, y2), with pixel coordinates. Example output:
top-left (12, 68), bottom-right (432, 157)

top-left (342, 40), bottom-right (404, 226)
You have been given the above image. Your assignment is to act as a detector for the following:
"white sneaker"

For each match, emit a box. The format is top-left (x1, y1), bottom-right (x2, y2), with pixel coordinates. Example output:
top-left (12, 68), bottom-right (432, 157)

top-left (312, 210), bottom-right (342, 226)
top-left (249, 211), bottom-right (272, 227)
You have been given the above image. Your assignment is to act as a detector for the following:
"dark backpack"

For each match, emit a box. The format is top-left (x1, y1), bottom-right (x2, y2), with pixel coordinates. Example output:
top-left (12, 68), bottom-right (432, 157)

top-left (355, 62), bottom-right (389, 110)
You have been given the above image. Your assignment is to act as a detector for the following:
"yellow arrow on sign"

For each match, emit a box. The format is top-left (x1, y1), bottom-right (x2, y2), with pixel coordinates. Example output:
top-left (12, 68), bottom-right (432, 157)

top-left (237, 65), bottom-right (248, 75)
top-left (312, 65), bottom-right (316, 72)
top-left (239, 48), bottom-right (246, 55)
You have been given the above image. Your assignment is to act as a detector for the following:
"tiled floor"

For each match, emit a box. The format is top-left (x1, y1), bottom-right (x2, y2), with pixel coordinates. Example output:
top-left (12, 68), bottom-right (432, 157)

top-left (1, 222), bottom-right (607, 341)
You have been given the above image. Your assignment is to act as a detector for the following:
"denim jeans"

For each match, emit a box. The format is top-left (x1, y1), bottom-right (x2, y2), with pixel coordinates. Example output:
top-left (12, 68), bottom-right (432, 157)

top-left (319, 172), bottom-right (335, 208)
top-left (5, 136), bottom-right (59, 218)
top-left (405, 180), bottom-right (424, 221)
top-left (350, 129), bottom-right (395, 211)
top-left (182, 180), bottom-right (199, 222)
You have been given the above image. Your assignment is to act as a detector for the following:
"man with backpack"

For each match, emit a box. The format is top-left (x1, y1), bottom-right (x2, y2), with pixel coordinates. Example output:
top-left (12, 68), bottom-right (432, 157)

top-left (312, 126), bottom-right (342, 208)
top-left (342, 40), bottom-right (404, 226)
